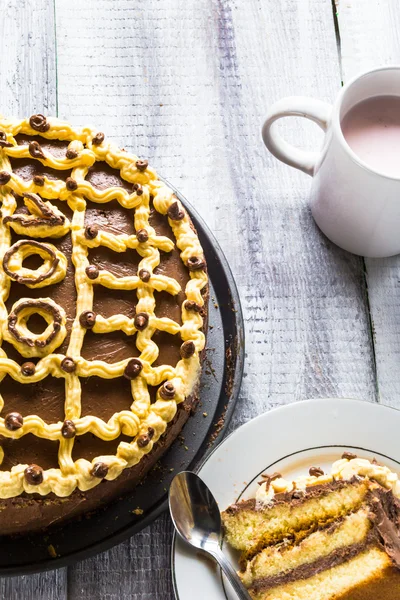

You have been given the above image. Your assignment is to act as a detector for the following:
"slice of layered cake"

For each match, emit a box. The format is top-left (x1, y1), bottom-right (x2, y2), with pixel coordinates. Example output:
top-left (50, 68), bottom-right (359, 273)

top-left (222, 454), bottom-right (400, 599)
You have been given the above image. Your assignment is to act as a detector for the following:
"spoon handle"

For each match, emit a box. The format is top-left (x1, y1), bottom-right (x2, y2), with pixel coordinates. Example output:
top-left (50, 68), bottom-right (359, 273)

top-left (211, 547), bottom-right (252, 600)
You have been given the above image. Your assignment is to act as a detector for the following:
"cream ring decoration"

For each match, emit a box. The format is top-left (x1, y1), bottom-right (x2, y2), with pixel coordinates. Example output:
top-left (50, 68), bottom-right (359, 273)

top-left (2, 240), bottom-right (67, 288)
top-left (3, 297), bottom-right (67, 358)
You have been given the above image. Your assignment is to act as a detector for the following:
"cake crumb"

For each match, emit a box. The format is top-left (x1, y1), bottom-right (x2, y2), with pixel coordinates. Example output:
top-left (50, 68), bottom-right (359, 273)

top-left (47, 544), bottom-right (57, 558)
top-left (132, 507), bottom-right (144, 515)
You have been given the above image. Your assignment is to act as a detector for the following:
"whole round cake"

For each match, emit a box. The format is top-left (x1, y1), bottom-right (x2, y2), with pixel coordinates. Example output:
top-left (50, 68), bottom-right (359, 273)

top-left (0, 114), bottom-right (208, 535)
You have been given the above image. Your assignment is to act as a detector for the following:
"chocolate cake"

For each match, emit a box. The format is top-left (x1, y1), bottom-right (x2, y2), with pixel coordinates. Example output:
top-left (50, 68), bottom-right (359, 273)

top-left (222, 455), bottom-right (400, 599)
top-left (0, 114), bottom-right (208, 535)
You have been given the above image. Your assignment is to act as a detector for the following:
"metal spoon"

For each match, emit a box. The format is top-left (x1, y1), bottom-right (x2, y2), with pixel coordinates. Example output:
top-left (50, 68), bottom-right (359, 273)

top-left (169, 471), bottom-right (252, 600)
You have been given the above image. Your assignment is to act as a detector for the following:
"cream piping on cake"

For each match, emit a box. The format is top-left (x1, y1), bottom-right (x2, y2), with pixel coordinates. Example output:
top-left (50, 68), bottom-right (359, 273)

top-left (0, 115), bottom-right (208, 498)
top-left (256, 457), bottom-right (400, 507)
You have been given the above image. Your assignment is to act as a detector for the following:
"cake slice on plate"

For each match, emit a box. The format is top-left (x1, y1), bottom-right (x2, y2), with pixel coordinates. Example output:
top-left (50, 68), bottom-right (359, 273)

top-left (222, 454), bottom-right (400, 599)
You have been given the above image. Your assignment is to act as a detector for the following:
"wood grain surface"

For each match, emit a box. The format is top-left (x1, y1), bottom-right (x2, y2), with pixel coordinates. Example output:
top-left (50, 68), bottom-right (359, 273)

top-left (0, 0), bottom-right (396, 597)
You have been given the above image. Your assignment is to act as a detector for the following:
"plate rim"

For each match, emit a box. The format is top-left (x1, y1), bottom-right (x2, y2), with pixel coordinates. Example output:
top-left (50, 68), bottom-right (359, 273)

top-left (171, 397), bottom-right (400, 600)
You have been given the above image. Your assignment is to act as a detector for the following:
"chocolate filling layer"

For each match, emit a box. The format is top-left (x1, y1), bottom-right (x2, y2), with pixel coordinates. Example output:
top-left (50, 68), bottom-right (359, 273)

top-left (249, 539), bottom-right (371, 592)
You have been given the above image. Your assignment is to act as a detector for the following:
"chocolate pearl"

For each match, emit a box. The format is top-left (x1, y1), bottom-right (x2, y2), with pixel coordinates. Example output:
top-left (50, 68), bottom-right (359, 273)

top-left (138, 269), bottom-right (151, 282)
top-left (29, 141), bottom-right (46, 160)
top-left (29, 114), bottom-right (50, 133)
top-left (0, 132), bottom-right (12, 148)
top-left (21, 362), bottom-right (36, 376)
top-left (91, 462), bottom-right (108, 478)
top-left (185, 300), bottom-right (201, 313)
top-left (167, 201), bottom-right (185, 221)
top-left (66, 149), bottom-right (78, 159)
top-left (79, 310), bottom-right (97, 329)
top-left (309, 466), bottom-right (324, 477)
top-left (66, 177), bottom-right (78, 191)
top-left (123, 358), bottom-right (143, 380)
top-left (86, 265), bottom-right (99, 280)
top-left (24, 464), bottom-right (44, 485)
top-left (132, 183), bottom-right (143, 196)
top-left (137, 428), bottom-right (155, 448)
top-left (84, 224), bottom-right (98, 240)
top-left (342, 451), bottom-right (357, 460)
top-left (187, 256), bottom-right (206, 271)
top-left (92, 132), bottom-right (105, 146)
top-left (61, 419), bottom-right (76, 439)
top-left (134, 312), bottom-right (149, 331)
top-left (33, 175), bottom-right (45, 186)
top-left (61, 357), bottom-right (76, 373)
top-left (136, 229), bottom-right (149, 243)
top-left (0, 171), bottom-right (11, 185)
top-left (5, 412), bottom-right (23, 431)
top-left (160, 381), bottom-right (175, 400)
top-left (137, 434), bottom-right (150, 448)
top-left (180, 340), bottom-right (195, 359)
top-left (136, 159), bottom-right (148, 172)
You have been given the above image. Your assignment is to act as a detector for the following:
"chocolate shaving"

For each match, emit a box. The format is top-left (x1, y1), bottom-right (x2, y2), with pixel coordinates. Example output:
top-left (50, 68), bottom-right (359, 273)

top-left (342, 451), bottom-right (357, 460)
top-left (309, 466), bottom-right (324, 477)
top-left (185, 300), bottom-right (202, 312)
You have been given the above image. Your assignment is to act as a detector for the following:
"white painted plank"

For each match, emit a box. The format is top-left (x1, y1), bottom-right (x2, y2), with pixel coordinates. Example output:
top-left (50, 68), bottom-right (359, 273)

top-left (54, 0), bottom-right (376, 598)
top-left (336, 0), bottom-right (400, 407)
top-left (0, 0), bottom-right (67, 598)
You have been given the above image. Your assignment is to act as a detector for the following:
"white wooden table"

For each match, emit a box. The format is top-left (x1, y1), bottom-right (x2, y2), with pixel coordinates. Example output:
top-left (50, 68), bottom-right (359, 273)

top-left (0, 0), bottom-right (399, 597)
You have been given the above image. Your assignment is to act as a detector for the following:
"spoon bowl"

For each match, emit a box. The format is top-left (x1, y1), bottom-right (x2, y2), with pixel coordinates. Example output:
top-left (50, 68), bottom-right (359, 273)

top-left (169, 471), bottom-right (252, 600)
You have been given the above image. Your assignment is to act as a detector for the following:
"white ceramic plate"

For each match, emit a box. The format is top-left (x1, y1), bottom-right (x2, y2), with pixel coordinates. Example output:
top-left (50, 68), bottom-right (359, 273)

top-left (171, 398), bottom-right (400, 600)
